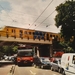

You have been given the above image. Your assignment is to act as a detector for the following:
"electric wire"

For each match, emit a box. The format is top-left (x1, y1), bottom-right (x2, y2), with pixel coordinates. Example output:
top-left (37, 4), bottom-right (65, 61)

top-left (34, 0), bottom-right (66, 30)
top-left (34, 10), bottom-right (55, 29)
top-left (0, 5), bottom-right (14, 21)
top-left (28, 0), bottom-right (54, 29)
top-left (0, 0), bottom-right (66, 30)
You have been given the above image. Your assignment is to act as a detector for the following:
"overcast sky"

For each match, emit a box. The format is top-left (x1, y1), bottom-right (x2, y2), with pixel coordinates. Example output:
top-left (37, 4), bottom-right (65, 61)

top-left (0, 0), bottom-right (66, 33)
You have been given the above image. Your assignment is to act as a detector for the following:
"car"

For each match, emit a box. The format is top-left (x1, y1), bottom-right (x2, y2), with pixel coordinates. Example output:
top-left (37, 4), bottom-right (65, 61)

top-left (51, 58), bottom-right (61, 73)
top-left (33, 57), bottom-right (52, 69)
top-left (4, 55), bottom-right (9, 61)
top-left (8, 56), bottom-right (15, 61)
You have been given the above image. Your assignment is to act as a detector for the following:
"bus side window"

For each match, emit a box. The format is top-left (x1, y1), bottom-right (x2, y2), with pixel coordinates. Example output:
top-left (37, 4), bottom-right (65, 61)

top-left (72, 56), bottom-right (75, 64)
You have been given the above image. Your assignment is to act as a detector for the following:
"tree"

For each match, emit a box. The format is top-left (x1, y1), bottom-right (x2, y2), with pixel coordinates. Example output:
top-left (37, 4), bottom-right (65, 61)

top-left (12, 46), bottom-right (18, 54)
top-left (59, 41), bottom-right (74, 52)
top-left (55, 0), bottom-right (75, 52)
top-left (3, 46), bottom-right (9, 55)
top-left (2, 46), bottom-right (18, 55)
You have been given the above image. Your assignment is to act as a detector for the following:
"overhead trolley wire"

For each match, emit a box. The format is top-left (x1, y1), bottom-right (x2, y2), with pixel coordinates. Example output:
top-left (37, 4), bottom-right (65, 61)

top-left (34, 0), bottom-right (66, 30)
top-left (34, 10), bottom-right (55, 29)
top-left (28, 0), bottom-right (54, 29)
top-left (0, 4), bottom-right (16, 23)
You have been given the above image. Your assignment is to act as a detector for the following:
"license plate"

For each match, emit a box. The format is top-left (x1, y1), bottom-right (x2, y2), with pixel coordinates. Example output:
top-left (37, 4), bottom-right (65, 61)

top-left (24, 61), bottom-right (27, 63)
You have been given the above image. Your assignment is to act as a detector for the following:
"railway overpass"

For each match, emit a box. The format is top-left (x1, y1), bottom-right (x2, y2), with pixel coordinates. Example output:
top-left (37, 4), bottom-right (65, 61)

top-left (0, 36), bottom-right (52, 44)
top-left (0, 26), bottom-right (63, 57)
top-left (0, 36), bottom-right (55, 57)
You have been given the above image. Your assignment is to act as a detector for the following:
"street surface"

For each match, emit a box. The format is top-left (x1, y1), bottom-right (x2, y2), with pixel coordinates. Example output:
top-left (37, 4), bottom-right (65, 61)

top-left (0, 60), bottom-right (62, 75)
top-left (0, 64), bottom-right (13, 75)
top-left (14, 65), bottom-right (62, 75)
top-left (0, 64), bottom-right (62, 75)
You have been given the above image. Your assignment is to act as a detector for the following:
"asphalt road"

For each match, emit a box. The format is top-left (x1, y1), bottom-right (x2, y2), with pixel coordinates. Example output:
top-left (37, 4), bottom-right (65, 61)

top-left (13, 65), bottom-right (62, 75)
top-left (0, 60), bottom-right (62, 75)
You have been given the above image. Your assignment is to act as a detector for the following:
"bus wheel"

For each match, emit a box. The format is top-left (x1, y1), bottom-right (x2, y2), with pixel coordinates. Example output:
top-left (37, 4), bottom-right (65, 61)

top-left (17, 62), bottom-right (21, 66)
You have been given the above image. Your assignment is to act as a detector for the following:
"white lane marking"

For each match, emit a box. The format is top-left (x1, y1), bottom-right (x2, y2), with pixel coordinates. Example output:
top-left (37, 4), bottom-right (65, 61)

top-left (53, 74), bottom-right (56, 75)
top-left (30, 70), bottom-right (36, 75)
top-left (7, 73), bottom-right (12, 75)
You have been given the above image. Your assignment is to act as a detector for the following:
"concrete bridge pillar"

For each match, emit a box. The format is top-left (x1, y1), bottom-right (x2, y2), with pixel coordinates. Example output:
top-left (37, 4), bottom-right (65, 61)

top-left (50, 44), bottom-right (53, 57)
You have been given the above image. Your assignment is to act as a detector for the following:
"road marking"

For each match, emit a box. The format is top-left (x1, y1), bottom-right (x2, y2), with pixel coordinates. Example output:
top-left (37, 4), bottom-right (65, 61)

top-left (7, 73), bottom-right (12, 75)
top-left (45, 70), bottom-right (48, 71)
top-left (53, 74), bottom-right (56, 75)
top-left (7, 65), bottom-right (16, 75)
top-left (30, 70), bottom-right (36, 75)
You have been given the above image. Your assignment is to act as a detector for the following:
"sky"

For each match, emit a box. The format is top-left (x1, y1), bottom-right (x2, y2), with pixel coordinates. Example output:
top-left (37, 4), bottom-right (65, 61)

top-left (0, 0), bottom-right (66, 33)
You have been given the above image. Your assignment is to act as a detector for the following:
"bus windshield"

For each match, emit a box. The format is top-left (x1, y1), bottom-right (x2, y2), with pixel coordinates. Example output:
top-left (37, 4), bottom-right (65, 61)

top-left (18, 51), bottom-right (33, 57)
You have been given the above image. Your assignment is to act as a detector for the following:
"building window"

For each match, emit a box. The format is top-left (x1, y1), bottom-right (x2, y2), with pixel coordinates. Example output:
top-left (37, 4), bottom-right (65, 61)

top-left (24, 31), bottom-right (27, 34)
top-left (12, 29), bottom-right (13, 33)
top-left (12, 29), bottom-right (15, 33)
top-left (7, 29), bottom-right (8, 31)
top-left (33, 32), bottom-right (35, 35)
top-left (14, 30), bottom-right (15, 33)
top-left (50, 35), bottom-right (52, 37)
top-left (29, 32), bottom-right (31, 35)
top-left (53, 35), bottom-right (55, 38)
top-left (56, 35), bottom-right (58, 38)
top-left (20, 30), bottom-right (23, 34)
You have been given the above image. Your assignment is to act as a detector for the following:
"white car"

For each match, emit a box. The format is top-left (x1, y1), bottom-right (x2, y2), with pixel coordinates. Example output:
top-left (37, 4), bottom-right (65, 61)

top-left (4, 56), bottom-right (9, 61)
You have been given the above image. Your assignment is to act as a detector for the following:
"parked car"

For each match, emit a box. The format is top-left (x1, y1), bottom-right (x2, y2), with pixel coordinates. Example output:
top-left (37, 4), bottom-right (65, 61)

top-left (4, 55), bottom-right (9, 61)
top-left (51, 58), bottom-right (61, 73)
top-left (8, 56), bottom-right (15, 61)
top-left (33, 57), bottom-right (52, 69)
top-left (4, 55), bottom-right (15, 61)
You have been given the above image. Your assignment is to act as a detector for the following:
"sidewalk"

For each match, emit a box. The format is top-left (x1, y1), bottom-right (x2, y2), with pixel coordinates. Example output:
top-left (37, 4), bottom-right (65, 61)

top-left (0, 60), bottom-right (13, 64)
top-left (0, 65), bottom-right (13, 75)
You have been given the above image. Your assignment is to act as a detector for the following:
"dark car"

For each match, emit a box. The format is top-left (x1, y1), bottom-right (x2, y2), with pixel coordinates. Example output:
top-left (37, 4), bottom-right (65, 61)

top-left (51, 58), bottom-right (61, 73)
top-left (33, 57), bottom-right (52, 69)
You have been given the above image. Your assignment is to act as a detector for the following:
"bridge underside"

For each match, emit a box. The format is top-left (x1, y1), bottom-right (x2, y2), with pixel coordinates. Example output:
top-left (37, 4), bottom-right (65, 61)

top-left (0, 36), bottom-right (52, 45)
top-left (0, 36), bottom-right (53, 57)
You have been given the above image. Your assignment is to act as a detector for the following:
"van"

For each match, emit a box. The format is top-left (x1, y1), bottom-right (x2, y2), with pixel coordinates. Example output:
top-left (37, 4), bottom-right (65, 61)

top-left (61, 53), bottom-right (75, 75)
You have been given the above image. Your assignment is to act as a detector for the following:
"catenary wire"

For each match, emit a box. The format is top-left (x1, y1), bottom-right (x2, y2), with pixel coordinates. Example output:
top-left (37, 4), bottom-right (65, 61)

top-left (28, 0), bottom-right (54, 29)
top-left (34, 10), bottom-right (55, 29)
top-left (33, 0), bottom-right (67, 30)
top-left (0, 4), bottom-right (18, 26)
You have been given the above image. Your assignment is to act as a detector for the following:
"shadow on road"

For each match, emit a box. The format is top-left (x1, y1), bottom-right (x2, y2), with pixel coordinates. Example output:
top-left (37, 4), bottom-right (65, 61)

top-left (0, 60), bottom-right (14, 67)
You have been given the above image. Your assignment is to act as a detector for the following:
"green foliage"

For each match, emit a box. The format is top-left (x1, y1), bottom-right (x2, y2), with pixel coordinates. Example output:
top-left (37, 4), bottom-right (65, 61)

top-left (55, 0), bottom-right (75, 52)
top-left (12, 46), bottom-right (18, 53)
top-left (59, 41), bottom-right (74, 52)
top-left (2, 46), bottom-right (18, 55)
top-left (55, 0), bottom-right (75, 40)
top-left (3, 46), bottom-right (9, 53)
